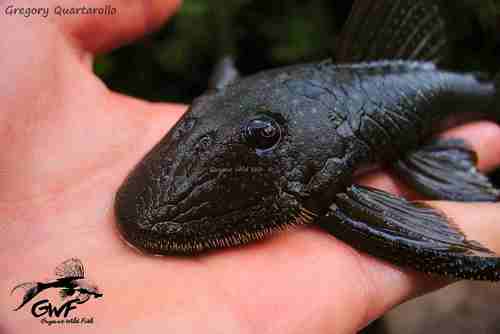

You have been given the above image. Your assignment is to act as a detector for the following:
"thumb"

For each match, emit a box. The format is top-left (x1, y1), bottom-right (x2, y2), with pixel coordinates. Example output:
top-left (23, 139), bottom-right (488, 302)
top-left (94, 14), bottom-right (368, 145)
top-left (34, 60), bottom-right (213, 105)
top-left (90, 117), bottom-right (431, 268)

top-left (59, 0), bottom-right (182, 53)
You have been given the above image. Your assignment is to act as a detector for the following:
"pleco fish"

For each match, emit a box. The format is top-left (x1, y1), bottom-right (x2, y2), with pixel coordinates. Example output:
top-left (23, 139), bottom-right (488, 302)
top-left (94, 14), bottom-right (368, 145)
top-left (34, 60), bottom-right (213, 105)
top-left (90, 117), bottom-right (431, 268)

top-left (115, 0), bottom-right (500, 280)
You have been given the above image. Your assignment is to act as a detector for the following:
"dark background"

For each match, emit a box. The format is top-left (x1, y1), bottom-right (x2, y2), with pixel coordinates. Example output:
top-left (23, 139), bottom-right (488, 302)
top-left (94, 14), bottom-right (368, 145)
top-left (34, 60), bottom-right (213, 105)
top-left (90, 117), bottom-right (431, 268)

top-left (94, 0), bottom-right (500, 103)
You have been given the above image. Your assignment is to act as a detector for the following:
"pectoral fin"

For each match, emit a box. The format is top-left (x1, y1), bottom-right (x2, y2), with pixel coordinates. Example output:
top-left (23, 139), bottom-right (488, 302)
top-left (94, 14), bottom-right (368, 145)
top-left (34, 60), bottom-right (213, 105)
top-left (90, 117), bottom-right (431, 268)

top-left (318, 185), bottom-right (500, 281)
top-left (336, 0), bottom-right (450, 64)
top-left (394, 138), bottom-right (500, 202)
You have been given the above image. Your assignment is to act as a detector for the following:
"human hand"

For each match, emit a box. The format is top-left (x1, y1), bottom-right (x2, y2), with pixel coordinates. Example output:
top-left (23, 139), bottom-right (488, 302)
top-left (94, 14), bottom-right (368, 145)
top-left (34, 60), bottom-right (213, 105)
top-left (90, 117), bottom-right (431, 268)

top-left (2, 1), bottom-right (500, 333)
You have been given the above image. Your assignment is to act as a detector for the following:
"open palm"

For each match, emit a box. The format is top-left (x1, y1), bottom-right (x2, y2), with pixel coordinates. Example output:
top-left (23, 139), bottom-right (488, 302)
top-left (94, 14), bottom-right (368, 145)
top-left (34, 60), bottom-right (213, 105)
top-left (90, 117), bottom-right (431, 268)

top-left (2, 1), bottom-right (500, 333)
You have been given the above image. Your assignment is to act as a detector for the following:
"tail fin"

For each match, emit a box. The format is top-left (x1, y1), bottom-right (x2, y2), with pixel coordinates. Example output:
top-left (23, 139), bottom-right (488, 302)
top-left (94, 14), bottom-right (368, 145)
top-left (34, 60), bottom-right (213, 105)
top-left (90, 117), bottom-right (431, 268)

top-left (11, 282), bottom-right (43, 311)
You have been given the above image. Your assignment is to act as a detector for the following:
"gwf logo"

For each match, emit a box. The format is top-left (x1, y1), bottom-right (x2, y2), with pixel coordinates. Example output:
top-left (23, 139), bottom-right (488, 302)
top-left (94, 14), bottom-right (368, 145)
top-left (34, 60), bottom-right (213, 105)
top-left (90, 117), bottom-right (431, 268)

top-left (11, 258), bottom-right (102, 319)
top-left (31, 298), bottom-right (88, 318)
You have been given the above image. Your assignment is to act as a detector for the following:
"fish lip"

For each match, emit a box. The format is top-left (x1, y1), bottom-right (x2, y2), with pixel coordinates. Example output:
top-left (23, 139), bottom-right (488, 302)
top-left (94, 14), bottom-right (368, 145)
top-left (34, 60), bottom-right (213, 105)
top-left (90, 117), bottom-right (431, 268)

top-left (115, 182), bottom-right (293, 255)
top-left (115, 156), bottom-right (300, 254)
top-left (146, 176), bottom-right (268, 233)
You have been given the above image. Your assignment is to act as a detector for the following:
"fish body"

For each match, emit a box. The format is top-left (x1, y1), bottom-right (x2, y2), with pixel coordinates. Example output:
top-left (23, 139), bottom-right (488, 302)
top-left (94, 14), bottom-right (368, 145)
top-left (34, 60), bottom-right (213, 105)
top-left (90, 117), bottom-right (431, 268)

top-left (116, 61), bottom-right (495, 250)
top-left (115, 0), bottom-right (500, 280)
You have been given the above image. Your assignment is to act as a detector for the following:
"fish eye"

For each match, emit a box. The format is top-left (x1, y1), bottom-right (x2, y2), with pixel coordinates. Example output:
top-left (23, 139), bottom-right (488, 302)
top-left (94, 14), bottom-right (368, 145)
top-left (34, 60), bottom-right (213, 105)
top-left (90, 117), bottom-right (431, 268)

top-left (242, 115), bottom-right (282, 151)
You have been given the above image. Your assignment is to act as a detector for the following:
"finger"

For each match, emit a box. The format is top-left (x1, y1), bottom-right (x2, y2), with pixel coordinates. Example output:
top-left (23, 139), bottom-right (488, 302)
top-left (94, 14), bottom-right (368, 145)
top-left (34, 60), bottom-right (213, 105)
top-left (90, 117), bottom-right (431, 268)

top-left (343, 241), bottom-right (449, 332)
top-left (355, 201), bottom-right (500, 329)
top-left (59, 0), bottom-right (181, 53)
top-left (357, 121), bottom-right (500, 198)
top-left (326, 202), bottom-right (500, 331)
top-left (431, 201), bottom-right (500, 253)
top-left (440, 121), bottom-right (500, 172)
top-left (206, 225), bottom-right (448, 333)
top-left (357, 171), bottom-right (420, 199)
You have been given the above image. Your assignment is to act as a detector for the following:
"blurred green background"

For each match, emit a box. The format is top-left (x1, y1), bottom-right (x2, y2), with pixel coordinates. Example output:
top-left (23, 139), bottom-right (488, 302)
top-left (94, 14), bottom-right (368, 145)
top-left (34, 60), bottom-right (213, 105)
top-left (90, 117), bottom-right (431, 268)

top-left (94, 0), bottom-right (500, 104)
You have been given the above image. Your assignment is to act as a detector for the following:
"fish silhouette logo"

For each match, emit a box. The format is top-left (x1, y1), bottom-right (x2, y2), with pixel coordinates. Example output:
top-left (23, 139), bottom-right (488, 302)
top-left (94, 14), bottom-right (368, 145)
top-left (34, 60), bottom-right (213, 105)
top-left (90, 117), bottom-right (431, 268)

top-left (11, 258), bottom-right (102, 314)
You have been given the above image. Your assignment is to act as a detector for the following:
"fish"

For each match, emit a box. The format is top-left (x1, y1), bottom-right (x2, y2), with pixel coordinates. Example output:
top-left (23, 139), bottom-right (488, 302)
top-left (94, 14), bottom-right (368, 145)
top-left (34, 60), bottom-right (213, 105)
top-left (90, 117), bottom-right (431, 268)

top-left (114, 0), bottom-right (500, 280)
top-left (11, 258), bottom-right (102, 311)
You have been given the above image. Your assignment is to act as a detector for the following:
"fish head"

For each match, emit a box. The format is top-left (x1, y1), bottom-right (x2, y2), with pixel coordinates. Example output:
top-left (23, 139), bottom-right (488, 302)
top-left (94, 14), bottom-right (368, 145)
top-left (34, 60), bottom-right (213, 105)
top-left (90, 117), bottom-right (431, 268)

top-left (115, 69), bottom-right (324, 255)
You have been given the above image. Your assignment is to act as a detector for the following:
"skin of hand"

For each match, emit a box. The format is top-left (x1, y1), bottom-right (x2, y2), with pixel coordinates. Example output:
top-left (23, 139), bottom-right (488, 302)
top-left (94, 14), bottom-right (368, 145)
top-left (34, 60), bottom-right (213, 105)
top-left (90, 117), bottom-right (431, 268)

top-left (1, 1), bottom-right (500, 333)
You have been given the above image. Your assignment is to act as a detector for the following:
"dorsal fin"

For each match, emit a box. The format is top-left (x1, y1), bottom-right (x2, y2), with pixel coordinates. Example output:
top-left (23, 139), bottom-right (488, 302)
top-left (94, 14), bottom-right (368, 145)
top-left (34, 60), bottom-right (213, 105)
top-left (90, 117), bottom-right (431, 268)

top-left (54, 258), bottom-right (85, 279)
top-left (336, 0), bottom-right (450, 64)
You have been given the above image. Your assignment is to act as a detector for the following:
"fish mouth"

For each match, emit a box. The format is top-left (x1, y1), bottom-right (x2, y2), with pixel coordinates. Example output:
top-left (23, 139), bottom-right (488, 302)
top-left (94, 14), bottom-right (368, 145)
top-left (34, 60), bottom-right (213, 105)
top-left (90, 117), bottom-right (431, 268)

top-left (115, 159), bottom-right (293, 255)
top-left (113, 127), bottom-right (293, 255)
top-left (114, 141), bottom-right (310, 255)
top-left (116, 200), bottom-right (313, 256)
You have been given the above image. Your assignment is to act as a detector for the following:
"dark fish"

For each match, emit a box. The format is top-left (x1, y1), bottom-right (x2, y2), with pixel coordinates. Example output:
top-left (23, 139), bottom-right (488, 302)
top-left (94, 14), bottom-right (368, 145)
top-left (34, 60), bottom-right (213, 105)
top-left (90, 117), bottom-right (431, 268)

top-left (115, 0), bottom-right (500, 280)
top-left (11, 258), bottom-right (102, 311)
